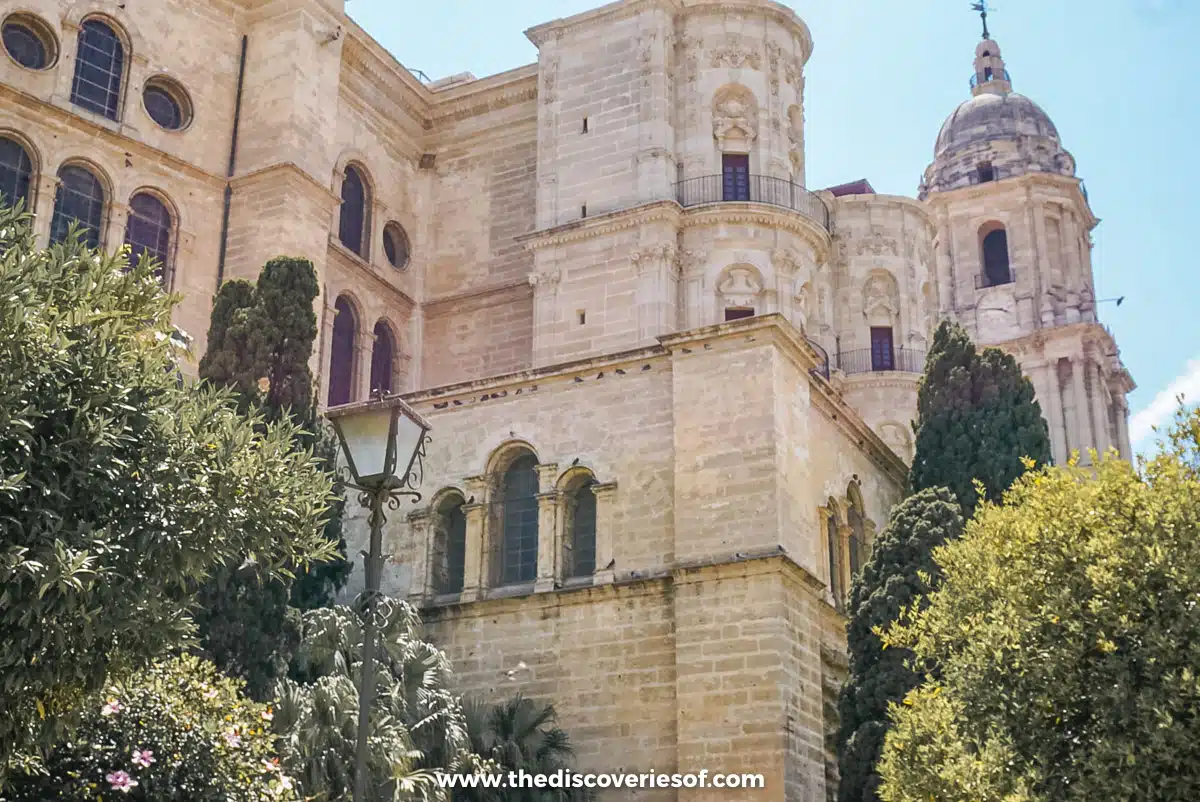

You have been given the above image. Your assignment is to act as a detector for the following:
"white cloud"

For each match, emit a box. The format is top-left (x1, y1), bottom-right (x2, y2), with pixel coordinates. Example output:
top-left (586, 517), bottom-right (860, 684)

top-left (1129, 359), bottom-right (1200, 449)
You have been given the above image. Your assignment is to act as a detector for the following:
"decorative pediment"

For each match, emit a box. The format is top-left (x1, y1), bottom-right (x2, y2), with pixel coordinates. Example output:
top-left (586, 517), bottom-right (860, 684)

top-left (712, 85), bottom-right (759, 148)
top-left (856, 229), bottom-right (900, 257)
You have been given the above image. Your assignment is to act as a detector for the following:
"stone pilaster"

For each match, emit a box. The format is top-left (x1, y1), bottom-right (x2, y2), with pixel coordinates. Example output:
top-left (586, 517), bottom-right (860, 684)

top-left (406, 509), bottom-right (433, 604)
top-left (459, 474), bottom-right (492, 602)
top-left (632, 245), bottom-right (679, 345)
top-left (591, 482), bottom-right (618, 585)
top-left (534, 463), bottom-right (559, 592)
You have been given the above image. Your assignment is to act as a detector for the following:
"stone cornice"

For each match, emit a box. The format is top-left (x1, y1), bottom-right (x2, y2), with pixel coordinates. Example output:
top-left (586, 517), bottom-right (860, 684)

top-left (229, 162), bottom-right (341, 206)
top-left (0, 83), bottom-right (226, 189)
top-left (681, 203), bottom-right (832, 262)
top-left (840, 372), bottom-right (923, 391)
top-left (427, 67), bottom-right (539, 127)
top-left (517, 201), bottom-right (682, 250)
top-left (992, 322), bottom-right (1136, 393)
top-left (525, 0), bottom-right (682, 47)
top-left (422, 278), bottom-right (532, 316)
top-left (926, 172), bottom-right (1096, 229)
top-left (831, 193), bottom-right (936, 227)
top-left (340, 29), bottom-right (432, 132)
top-left (680, 0), bottom-right (814, 64)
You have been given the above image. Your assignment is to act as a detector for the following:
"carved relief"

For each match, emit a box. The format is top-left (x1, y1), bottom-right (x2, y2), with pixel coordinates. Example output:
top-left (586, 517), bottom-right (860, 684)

top-left (712, 84), bottom-right (759, 148)
top-left (632, 244), bottom-right (678, 276)
top-left (677, 35), bottom-right (700, 84)
top-left (771, 248), bottom-right (802, 277)
top-left (921, 282), bottom-right (937, 336)
top-left (710, 35), bottom-right (761, 70)
top-left (528, 271), bottom-right (562, 289)
top-left (784, 59), bottom-right (802, 87)
top-left (676, 249), bottom-right (707, 276)
top-left (877, 422), bottom-right (914, 462)
top-left (766, 42), bottom-right (781, 95)
top-left (856, 229), bottom-right (900, 257)
top-left (718, 265), bottom-right (764, 309)
top-left (638, 31), bottom-right (656, 75)
top-left (862, 270), bottom-right (900, 325)
top-left (541, 56), bottom-right (559, 103)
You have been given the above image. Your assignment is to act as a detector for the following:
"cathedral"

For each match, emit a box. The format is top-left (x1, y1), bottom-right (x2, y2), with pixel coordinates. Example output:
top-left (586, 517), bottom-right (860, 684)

top-left (0, 0), bottom-right (1133, 797)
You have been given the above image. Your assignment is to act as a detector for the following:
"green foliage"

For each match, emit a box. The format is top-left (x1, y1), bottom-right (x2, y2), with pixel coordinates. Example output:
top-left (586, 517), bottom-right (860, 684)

top-left (0, 207), bottom-right (335, 770)
top-left (274, 602), bottom-right (474, 801)
top-left (878, 407), bottom-right (1200, 802)
top-left (2, 655), bottom-right (297, 801)
top-left (836, 488), bottom-right (964, 802)
top-left (908, 321), bottom-right (1052, 517)
top-left (457, 695), bottom-right (594, 802)
top-left (197, 279), bottom-right (257, 412)
top-left (195, 259), bottom-right (349, 695)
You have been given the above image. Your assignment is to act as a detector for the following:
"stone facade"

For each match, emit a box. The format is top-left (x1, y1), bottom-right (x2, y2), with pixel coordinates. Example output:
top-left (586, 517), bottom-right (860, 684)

top-left (0, 0), bottom-right (1134, 798)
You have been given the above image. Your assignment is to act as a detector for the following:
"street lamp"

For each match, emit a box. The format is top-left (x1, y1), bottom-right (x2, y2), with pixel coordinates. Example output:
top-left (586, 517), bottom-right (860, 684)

top-left (326, 394), bottom-right (432, 802)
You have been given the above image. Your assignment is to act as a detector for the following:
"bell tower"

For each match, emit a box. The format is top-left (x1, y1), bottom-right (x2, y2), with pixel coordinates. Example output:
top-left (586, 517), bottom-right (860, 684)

top-left (922, 13), bottom-right (1135, 464)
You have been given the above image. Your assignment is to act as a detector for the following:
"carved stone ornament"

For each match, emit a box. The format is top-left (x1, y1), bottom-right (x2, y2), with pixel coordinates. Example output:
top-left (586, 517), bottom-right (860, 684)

top-left (528, 270), bottom-right (562, 288)
top-left (675, 249), bottom-right (707, 275)
top-left (718, 266), bottom-right (764, 308)
top-left (766, 42), bottom-right (781, 95)
top-left (710, 36), bottom-right (761, 70)
top-left (856, 229), bottom-right (900, 257)
top-left (712, 86), bottom-right (759, 146)
top-left (632, 244), bottom-right (678, 274)
top-left (541, 57), bottom-right (559, 103)
top-left (862, 272), bottom-right (899, 322)
top-left (771, 248), bottom-right (802, 276)
top-left (784, 59), bottom-right (802, 87)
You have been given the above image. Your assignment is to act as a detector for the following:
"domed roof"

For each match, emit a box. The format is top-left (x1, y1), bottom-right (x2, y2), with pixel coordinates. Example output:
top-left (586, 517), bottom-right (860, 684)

top-left (935, 91), bottom-right (1060, 158)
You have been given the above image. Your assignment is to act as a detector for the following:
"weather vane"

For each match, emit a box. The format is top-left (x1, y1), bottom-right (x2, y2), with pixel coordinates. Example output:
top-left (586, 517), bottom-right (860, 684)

top-left (971, 1), bottom-right (993, 40)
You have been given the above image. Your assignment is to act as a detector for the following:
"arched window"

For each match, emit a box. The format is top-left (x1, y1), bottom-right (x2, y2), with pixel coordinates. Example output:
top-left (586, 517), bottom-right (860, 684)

top-left (847, 501), bottom-right (866, 579)
top-left (50, 164), bottom-right (105, 248)
top-left (498, 453), bottom-right (539, 586)
top-left (432, 494), bottom-right (467, 595)
top-left (563, 477), bottom-right (597, 579)
top-left (981, 226), bottom-right (1012, 287)
top-left (327, 296), bottom-right (357, 407)
top-left (369, 320), bottom-right (395, 397)
top-left (0, 136), bottom-right (33, 210)
top-left (70, 19), bottom-right (124, 120)
top-left (124, 192), bottom-right (172, 281)
top-left (338, 165), bottom-right (370, 258)
top-left (826, 511), bottom-right (843, 608)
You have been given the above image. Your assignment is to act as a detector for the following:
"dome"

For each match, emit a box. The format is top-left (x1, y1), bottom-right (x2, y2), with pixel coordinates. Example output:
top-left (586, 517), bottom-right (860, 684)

top-left (935, 91), bottom-right (1060, 159)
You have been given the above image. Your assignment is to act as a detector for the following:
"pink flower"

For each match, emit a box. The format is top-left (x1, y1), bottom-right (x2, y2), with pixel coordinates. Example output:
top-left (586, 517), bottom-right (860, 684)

top-left (106, 771), bottom-right (139, 793)
top-left (100, 699), bottom-right (124, 717)
top-left (261, 709), bottom-right (274, 722)
top-left (225, 731), bottom-right (242, 749)
top-left (131, 749), bottom-right (155, 768)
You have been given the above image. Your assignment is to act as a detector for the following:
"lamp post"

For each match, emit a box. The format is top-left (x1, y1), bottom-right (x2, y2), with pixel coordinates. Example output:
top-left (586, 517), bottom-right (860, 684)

top-left (326, 395), bottom-right (432, 802)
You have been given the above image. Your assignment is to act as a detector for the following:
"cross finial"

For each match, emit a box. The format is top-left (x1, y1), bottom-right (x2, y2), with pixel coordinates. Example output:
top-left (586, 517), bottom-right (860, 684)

top-left (971, 1), bottom-right (992, 39)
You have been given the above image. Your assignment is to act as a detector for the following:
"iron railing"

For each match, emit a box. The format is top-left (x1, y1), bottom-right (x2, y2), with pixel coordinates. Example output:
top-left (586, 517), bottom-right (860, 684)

top-left (836, 348), bottom-right (926, 376)
top-left (674, 174), bottom-right (830, 231)
top-left (970, 69), bottom-right (1011, 89)
top-left (806, 338), bottom-right (832, 380)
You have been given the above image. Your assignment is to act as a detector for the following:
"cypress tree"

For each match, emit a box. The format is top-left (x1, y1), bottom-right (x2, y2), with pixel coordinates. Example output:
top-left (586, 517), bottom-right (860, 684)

top-left (195, 257), bottom-right (351, 698)
top-left (836, 488), bottom-right (965, 802)
top-left (908, 321), bottom-right (1052, 518)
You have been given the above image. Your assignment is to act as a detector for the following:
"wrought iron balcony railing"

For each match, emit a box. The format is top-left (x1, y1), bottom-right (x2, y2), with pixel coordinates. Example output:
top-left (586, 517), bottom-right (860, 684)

top-left (837, 348), bottom-right (926, 376)
top-left (674, 174), bottom-right (830, 231)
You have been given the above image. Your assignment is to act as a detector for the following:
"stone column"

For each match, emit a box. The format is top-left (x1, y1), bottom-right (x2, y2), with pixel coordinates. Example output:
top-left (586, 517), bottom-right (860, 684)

top-left (1115, 398), bottom-right (1133, 459)
top-left (528, 269), bottom-right (561, 369)
top-left (676, 249), bottom-right (706, 330)
top-left (534, 463), bottom-right (560, 592)
top-left (1089, 361), bottom-right (1112, 456)
top-left (1069, 356), bottom-right (1091, 462)
top-left (592, 482), bottom-right (618, 585)
top-left (355, 325), bottom-right (375, 402)
top-left (837, 524), bottom-right (854, 604)
top-left (406, 509), bottom-right (433, 604)
top-left (1030, 200), bottom-right (1049, 323)
top-left (459, 475), bottom-right (492, 603)
top-left (106, 201), bottom-right (130, 255)
top-left (1035, 361), bottom-right (1068, 465)
top-left (32, 172), bottom-right (58, 246)
top-left (315, 296), bottom-right (337, 409)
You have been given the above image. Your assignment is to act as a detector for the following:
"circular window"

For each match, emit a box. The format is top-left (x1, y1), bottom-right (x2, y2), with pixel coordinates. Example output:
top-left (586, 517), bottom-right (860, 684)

top-left (2, 15), bottom-right (58, 70)
top-left (142, 78), bottom-right (192, 131)
top-left (383, 222), bottom-right (410, 269)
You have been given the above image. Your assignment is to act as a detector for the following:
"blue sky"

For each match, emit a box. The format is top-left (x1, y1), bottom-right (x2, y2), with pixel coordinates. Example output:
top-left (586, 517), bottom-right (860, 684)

top-left (349, 0), bottom-right (1197, 453)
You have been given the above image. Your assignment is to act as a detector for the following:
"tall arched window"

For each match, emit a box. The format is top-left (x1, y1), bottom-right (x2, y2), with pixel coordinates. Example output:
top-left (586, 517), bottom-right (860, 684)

top-left (847, 500), bottom-right (866, 579)
top-left (327, 296), bottom-right (357, 407)
top-left (0, 136), bottom-right (34, 210)
top-left (124, 192), bottom-right (172, 281)
top-left (50, 164), bottom-right (105, 248)
top-left (338, 165), bottom-right (370, 258)
top-left (826, 511), bottom-right (843, 608)
top-left (369, 320), bottom-right (395, 397)
top-left (981, 226), bottom-right (1012, 287)
top-left (498, 453), bottom-right (539, 586)
top-left (432, 493), bottom-right (467, 595)
top-left (563, 476), bottom-right (597, 579)
top-left (70, 19), bottom-right (124, 120)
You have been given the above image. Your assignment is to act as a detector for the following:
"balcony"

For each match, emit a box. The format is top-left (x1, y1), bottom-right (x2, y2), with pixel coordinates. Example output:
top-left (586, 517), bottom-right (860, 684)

top-left (674, 174), bottom-right (830, 231)
top-left (970, 69), bottom-right (1011, 89)
top-left (837, 348), bottom-right (926, 376)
